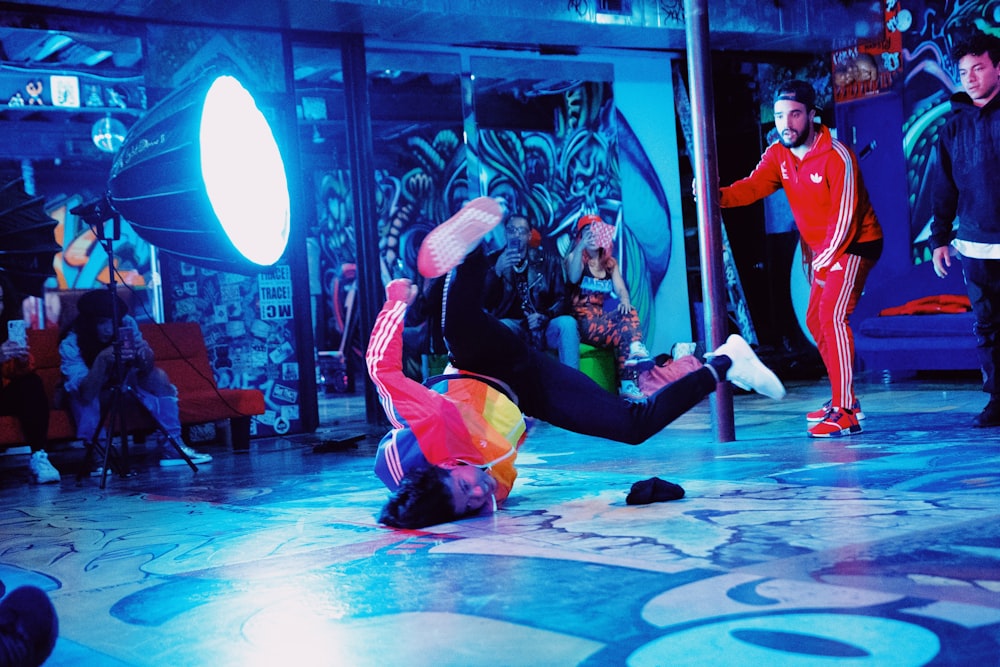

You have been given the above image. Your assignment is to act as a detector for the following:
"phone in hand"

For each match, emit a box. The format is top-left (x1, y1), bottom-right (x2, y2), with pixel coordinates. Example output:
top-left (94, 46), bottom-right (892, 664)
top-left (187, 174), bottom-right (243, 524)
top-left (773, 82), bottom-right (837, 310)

top-left (119, 326), bottom-right (136, 361)
top-left (507, 236), bottom-right (525, 256)
top-left (7, 320), bottom-right (27, 348)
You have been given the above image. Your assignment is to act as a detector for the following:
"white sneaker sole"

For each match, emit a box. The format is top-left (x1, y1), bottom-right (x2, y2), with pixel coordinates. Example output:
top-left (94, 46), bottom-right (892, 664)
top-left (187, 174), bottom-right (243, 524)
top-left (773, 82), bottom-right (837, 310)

top-left (160, 455), bottom-right (212, 467)
top-left (808, 423), bottom-right (863, 438)
top-left (417, 197), bottom-right (503, 278)
top-left (711, 335), bottom-right (786, 400)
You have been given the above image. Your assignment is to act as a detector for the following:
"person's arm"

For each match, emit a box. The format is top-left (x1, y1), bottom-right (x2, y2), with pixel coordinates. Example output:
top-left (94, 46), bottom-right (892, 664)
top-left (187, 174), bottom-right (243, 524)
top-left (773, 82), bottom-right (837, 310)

top-left (122, 316), bottom-right (156, 373)
top-left (930, 130), bottom-right (959, 278)
top-left (564, 232), bottom-right (589, 285)
top-left (0, 339), bottom-right (29, 365)
top-left (366, 281), bottom-right (450, 434)
top-left (809, 145), bottom-right (862, 271)
top-left (540, 255), bottom-right (569, 320)
top-left (0, 329), bottom-right (32, 378)
top-left (719, 146), bottom-right (783, 208)
top-left (482, 250), bottom-right (508, 313)
top-left (59, 332), bottom-right (113, 403)
top-left (610, 262), bottom-right (633, 314)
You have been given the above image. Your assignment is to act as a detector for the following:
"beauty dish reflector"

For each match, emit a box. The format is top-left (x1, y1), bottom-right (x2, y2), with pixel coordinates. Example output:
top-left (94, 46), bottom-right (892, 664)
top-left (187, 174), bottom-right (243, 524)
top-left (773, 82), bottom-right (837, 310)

top-left (107, 69), bottom-right (290, 272)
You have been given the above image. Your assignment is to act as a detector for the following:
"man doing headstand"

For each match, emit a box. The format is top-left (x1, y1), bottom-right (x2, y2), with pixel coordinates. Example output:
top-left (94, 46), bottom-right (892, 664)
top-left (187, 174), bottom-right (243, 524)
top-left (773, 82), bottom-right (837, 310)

top-left (368, 198), bottom-right (786, 529)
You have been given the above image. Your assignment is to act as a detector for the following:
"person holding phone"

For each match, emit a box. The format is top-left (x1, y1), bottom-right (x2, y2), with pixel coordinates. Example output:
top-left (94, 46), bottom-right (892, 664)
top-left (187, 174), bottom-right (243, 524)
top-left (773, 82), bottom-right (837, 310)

top-left (59, 289), bottom-right (213, 468)
top-left (564, 214), bottom-right (655, 402)
top-left (484, 214), bottom-right (579, 368)
top-left (0, 274), bottom-right (59, 484)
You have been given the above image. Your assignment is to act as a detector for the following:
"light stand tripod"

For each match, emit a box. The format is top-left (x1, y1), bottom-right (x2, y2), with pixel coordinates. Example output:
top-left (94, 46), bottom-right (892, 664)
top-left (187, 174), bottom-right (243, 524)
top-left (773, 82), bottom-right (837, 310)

top-left (71, 198), bottom-right (198, 488)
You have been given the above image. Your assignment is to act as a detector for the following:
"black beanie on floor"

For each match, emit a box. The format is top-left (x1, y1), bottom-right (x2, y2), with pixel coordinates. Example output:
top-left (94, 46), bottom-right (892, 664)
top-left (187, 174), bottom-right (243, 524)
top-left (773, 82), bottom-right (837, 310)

top-left (626, 477), bottom-right (685, 505)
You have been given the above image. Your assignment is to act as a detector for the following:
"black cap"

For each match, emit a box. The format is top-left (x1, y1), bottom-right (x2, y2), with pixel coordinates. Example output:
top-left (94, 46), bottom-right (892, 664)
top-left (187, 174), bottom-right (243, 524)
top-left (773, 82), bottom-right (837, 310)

top-left (773, 79), bottom-right (817, 110)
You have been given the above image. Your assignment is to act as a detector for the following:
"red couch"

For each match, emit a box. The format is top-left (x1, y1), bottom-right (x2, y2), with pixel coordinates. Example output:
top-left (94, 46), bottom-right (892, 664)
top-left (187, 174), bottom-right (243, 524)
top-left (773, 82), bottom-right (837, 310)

top-left (0, 321), bottom-right (264, 450)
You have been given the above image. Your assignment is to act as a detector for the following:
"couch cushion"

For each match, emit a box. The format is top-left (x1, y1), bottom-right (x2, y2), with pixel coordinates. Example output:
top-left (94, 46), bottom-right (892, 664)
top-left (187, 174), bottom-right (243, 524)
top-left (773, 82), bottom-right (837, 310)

top-left (858, 312), bottom-right (975, 338)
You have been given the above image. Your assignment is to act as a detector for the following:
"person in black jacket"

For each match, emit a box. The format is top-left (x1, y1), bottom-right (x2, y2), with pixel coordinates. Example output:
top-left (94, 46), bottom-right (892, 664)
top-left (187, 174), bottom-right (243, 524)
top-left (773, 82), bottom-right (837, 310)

top-left (484, 213), bottom-right (579, 368)
top-left (0, 274), bottom-right (58, 484)
top-left (931, 32), bottom-right (1000, 428)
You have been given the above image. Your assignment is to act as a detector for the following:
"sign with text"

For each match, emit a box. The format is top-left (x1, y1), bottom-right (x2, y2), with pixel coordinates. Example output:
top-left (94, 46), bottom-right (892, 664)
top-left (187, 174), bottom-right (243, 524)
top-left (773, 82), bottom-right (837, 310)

top-left (258, 265), bottom-right (293, 321)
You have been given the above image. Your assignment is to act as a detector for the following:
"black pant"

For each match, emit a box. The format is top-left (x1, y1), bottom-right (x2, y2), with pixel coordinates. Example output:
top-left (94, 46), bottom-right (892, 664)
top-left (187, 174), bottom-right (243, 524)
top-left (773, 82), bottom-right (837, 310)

top-left (443, 247), bottom-right (719, 444)
top-left (962, 255), bottom-right (1000, 397)
top-left (0, 372), bottom-right (49, 450)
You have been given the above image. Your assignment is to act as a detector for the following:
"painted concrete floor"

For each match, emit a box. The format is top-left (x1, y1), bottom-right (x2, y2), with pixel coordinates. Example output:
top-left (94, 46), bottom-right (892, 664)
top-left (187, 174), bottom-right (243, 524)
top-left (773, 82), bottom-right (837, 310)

top-left (1, 374), bottom-right (999, 666)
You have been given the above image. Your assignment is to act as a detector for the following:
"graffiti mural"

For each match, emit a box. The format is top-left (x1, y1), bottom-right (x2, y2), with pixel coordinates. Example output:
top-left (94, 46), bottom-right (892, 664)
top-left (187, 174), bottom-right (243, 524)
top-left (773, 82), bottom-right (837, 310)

top-left (160, 257), bottom-right (299, 437)
top-left (335, 80), bottom-right (673, 347)
top-left (49, 194), bottom-right (151, 292)
top-left (902, 0), bottom-right (1000, 262)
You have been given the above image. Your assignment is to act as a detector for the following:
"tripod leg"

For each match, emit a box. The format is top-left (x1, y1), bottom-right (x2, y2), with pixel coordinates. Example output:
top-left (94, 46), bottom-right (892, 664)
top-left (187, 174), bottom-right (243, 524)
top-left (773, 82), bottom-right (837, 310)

top-left (77, 386), bottom-right (129, 487)
top-left (127, 387), bottom-right (200, 472)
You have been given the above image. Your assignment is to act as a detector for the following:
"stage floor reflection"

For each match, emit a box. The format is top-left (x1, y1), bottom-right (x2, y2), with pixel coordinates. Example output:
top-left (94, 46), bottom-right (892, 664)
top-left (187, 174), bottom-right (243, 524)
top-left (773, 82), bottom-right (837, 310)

top-left (2, 374), bottom-right (998, 666)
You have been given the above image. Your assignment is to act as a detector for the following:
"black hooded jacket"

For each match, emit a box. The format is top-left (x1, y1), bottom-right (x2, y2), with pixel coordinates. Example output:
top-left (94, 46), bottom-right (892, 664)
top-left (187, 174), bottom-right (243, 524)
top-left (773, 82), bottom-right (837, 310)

top-left (930, 91), bottom-right (1000, 249)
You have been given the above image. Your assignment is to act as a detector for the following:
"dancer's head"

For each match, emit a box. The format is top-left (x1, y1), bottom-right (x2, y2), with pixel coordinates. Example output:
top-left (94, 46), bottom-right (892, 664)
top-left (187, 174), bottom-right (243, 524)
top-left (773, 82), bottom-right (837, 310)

top-left (379, 464), bottom-right (497, 529)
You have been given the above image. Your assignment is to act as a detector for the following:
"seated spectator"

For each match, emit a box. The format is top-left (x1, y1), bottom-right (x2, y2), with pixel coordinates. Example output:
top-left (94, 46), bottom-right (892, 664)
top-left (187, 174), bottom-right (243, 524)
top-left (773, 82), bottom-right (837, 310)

top-left (564, 214), bottom-right (653, 401)
top-left (484, 213), bottom-right (579, 368)
top-left (59, 289), bottom-right (212, 468)
top-left (0, 274), bottom-right (58, 484)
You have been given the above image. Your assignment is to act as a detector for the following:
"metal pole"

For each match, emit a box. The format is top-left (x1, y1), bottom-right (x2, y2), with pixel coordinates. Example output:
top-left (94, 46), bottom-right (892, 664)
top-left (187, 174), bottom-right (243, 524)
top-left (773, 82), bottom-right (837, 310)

top-left (685, 0), bottom-right (735, 441)
top-left (342, 34), bottom-right (385, 427)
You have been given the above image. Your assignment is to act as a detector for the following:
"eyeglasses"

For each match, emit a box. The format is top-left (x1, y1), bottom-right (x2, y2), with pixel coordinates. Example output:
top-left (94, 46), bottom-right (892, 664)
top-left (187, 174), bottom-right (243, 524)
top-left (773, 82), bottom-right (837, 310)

top-left (505, 225), bottom-right (530, 237)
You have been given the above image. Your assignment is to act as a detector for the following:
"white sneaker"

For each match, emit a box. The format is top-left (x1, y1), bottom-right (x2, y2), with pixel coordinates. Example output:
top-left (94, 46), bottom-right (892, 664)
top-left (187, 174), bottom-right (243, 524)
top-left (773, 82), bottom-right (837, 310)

top-left (619, 379), bottom-right (646, 402)
top-left (671, 342), bottom-right (698, 358)
top-left (159, 442), bottom-right (213, 467)
top-left (624, 341), bottom-right (655, 372)
top-left (29, 450), bottom-right (61, 484)
top-left (707, 334), bottom-right (786, 400)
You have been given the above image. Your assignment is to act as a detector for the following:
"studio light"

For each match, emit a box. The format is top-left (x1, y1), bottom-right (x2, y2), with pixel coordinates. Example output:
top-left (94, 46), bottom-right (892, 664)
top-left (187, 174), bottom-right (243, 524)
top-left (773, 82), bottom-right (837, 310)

top-left (106, 66), bottom-right (290, 272)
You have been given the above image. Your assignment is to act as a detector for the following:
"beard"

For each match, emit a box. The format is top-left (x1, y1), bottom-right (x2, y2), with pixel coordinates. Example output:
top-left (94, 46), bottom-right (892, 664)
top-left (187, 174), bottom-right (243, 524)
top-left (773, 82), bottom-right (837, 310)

top-left (778, 127), bottom-right (812, 148)
top-left (779, 126), bottom-right (811, 149)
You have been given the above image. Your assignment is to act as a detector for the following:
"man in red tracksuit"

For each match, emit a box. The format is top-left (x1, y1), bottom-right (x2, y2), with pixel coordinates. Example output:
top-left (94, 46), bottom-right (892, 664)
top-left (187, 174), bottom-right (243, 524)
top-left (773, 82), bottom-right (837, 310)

top-left (719, 80), bottom-right (883, 438)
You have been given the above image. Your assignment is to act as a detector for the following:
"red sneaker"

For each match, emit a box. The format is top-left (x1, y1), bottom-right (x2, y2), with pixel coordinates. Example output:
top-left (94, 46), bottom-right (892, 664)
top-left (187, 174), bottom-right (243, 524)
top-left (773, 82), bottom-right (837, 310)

top-left (808, 408), bottom-right (862, 438)
top-left (417, 197), bottom-right (503, 278)
top-left (806, 399), bottom-right (865, 422)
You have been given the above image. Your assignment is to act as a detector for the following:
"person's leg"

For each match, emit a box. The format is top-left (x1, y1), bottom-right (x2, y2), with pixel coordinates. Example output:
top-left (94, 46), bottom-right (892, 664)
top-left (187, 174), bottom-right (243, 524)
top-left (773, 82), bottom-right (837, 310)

top-left (0, 373), bottom-right (48, 451)
top-left (68, 392), bottom-right (102, 442)
top-left (805, 278), bottom-right (829, 395)
top-left (517, 354), bottom-right (721, 444)
top-left (445, 248), bottom-right (714, 440)
top-left (499, 317), bottom-right (529, 342)
top-left (962, 256), bottom-right (1000, 425)
top-left (134, 368), bottom-right (212, 465)
top-left (815, 254), bottom-right (872, 409)
top-left (443, 246), bottom-right (540, 381)
top-left (545, 315), bottom-right (579, 369)
top-left (435, 205), bottom-right (783, 444)
top-left (1, 374), bottom-right (59, 484)
top-left (807, 255), bottom-right (873, 438)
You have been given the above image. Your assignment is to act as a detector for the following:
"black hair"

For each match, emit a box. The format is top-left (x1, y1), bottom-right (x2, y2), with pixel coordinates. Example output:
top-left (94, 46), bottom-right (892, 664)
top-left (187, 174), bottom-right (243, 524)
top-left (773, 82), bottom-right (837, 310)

top-left (950, 33), bottom-right (1000, 66)
top-left (378, 466), bottom-right (460, 529)
top-left (66, 289), bottom-right (129, 368)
